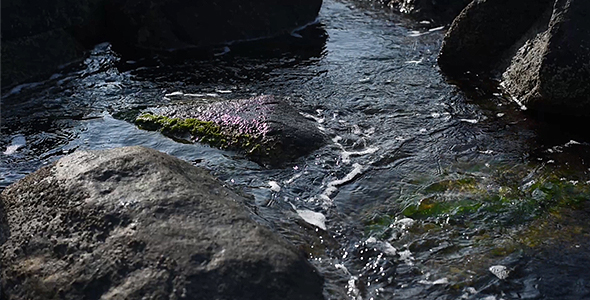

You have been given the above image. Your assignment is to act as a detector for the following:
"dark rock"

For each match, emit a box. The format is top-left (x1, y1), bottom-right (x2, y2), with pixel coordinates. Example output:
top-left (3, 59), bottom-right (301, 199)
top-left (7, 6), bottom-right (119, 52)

top-left (1, 0), bottom-right (322, 90)
top-left (438, 0), bottom-right (554, 77)
top-left (387, 0), bottom-right (472, 25)
top-left (105, 0), bottom-right (323, 51)
top-left (135, 95), bottom-right (327, 168)
top-left (0, 146), bottom-right (325, 300)
top-left (1, 0), bottom-right (107, 89)
top-left (502, 0), bottom-right (590, 115)
top-left (439, 0), bottom-right (590, 116)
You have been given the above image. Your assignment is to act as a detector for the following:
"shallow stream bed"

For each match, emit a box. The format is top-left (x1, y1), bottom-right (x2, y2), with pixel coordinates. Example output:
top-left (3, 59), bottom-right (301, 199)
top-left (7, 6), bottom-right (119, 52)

top-left (2, 1), bottom-right (590, 299)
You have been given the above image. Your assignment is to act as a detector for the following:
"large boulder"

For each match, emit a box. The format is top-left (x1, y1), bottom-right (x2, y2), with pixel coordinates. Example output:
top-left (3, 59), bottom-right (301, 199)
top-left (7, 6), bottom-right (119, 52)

top-left (135, 95), bottom-right (327, 168)
top-left (0, 146), bottom-right (325, 300)
top-left (105, 0), bottom-right (323, 51)
top-left (1, 0), bottom-right (107, 89)
top-left (438, 0), bottom-right (590, 116)
top-left (438, 0), bottom-right (554, 77)
top-left (501, 0), bottom-right (590, 115)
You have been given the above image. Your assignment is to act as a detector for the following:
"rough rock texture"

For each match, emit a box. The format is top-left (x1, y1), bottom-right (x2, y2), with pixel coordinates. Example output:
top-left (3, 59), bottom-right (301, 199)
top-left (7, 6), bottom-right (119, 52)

top-left (439, 0), bottom-right (590, 116)
top-left (0, 0), bottom-right (107, 88)
top-left (0, 146), bottom-right (325, 300)
top-left (387, 0), bottom-right (472, 25)
top-left (438, 0), bottom-right (554, 77)
top-left (136, 95), bottom-right (327, 168)
top-left (502, 0), bottom-right (590, 114)
top-left (105, 0), bottom-right (323, 51)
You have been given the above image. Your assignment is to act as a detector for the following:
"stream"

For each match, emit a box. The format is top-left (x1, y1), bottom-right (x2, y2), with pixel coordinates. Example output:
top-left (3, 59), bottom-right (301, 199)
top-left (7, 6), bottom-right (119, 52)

top-left (2, 0), bottom-right (590, 299)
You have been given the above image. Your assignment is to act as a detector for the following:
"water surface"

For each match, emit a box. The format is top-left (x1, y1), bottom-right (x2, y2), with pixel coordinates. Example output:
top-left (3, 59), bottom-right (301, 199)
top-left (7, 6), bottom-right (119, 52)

top-left (2, 1), bottom-right (590, 299)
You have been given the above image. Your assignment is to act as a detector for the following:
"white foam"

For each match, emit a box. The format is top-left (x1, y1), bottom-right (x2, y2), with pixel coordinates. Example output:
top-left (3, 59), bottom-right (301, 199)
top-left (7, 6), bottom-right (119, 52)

top-left (489, 265), bottom-right (510, 280)
top-left (165, 91), bottom-right (184, 96)
top-left (460, 119), bottom-right (479, 124)
top-left (268, 181), bottom-right (281, 192)
top-left (419, 277), bottom-right (449, 285)
top-left (395, 217), bottom-right (415, 229)
top-left (285, 172), bottom-right (302, 184)
top-left (296, 209), bottom-right (327, 230)
top-left (341, 147), bottom-right (379, 164)
top-left (405, 58), bottom-right (424, 64)
top-left (215, 89), bottom-right (232, 94)
top-left (3, 135), bottom-right (26, 155)
top-left (328, 163), bottom-right (364, 188)
top-left (300, 112), bottom-right (325, 124)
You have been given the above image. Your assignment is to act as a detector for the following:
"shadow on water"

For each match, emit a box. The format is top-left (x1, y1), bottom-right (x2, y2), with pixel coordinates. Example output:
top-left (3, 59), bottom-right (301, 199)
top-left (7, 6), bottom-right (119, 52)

top-left (115, 23), bottom-right (328, 86)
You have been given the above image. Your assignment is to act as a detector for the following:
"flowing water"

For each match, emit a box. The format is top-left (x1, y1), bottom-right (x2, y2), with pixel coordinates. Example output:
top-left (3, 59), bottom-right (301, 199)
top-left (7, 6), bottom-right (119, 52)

top-left (2, 1), bottom-right (590, 299)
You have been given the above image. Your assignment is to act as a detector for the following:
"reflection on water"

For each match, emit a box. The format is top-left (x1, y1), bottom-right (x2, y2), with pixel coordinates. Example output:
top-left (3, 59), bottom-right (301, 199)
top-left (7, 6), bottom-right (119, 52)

top-left (2, 0), bottom-right (590, 299)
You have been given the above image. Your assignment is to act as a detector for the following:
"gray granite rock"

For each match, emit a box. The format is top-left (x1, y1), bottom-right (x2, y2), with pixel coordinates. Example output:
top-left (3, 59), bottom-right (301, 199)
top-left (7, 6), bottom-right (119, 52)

top-left (0, 146), bottom-right (325, 300)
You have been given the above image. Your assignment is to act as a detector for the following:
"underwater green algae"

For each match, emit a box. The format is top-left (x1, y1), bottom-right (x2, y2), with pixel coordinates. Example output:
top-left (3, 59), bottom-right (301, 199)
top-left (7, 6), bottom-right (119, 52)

top-left (365, 164), bottom-right (590, 240)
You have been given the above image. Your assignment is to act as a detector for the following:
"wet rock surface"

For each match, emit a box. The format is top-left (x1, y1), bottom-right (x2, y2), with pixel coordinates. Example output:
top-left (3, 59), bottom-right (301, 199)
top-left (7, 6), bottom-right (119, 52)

top-left (0, 146), bottom-right (325, 300)
top-left (438, 0), bottom-right (590, 116)
top-left (105, 0), bottom-right (323, 51)
top-left (135, 95), bottom-right (327, 168)
top-left (502, 0), bottom-right (590, 115)
top-left (438, 0), bottom-right (554, 77)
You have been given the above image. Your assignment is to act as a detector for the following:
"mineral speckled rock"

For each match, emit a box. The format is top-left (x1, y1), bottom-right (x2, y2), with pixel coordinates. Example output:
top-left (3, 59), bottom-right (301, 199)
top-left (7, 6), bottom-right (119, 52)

top-left (0, 146), bottom-right (325, 300)
top-left (135, 95), bottom-right (327, 168)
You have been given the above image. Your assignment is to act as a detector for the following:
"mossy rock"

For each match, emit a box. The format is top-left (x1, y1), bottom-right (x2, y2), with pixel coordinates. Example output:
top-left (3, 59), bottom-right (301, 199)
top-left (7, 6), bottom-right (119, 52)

top-left (134, 95), bottom-right (326, 168)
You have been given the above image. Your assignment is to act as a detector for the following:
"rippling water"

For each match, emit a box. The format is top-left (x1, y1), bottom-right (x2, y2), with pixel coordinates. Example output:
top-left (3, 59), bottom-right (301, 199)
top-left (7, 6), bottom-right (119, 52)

top-left (3, 1), bottom-right (590, 299)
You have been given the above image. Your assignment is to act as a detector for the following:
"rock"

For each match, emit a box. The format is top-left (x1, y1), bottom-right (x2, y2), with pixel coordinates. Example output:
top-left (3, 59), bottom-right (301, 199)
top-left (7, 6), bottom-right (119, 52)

top-left (502, 0), bottom-right (590, 115)
top-left (1, 0), bottom-right (107, 89)
top-left (438, 0), bottom-right (590, 116)
top-left (105, 0), bottom-right (323, 51)
top-left (0, 146), bottom-right (325, 300)
top-left (438, 0), bottom-right (554, 77)
top-left (135, 95), bottom-right (327, 168)
top-left (1, 0), bottom-right (322, 90)
top-left (387, 0), bottom-right (472, 25)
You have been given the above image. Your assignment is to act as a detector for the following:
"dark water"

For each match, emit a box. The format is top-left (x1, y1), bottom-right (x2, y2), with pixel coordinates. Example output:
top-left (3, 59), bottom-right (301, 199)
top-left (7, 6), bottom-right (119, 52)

top-left (3, 1), bottom-right (590, 299)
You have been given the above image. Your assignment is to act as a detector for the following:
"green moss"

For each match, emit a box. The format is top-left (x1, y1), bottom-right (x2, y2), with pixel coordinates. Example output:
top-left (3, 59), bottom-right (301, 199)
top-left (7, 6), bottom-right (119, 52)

top-left (135, 113), bottom-right (264, 155)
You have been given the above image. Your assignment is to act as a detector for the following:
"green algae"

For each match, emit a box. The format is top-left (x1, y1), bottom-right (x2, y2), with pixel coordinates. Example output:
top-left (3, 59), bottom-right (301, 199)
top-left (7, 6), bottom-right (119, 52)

top-left (135, 113), bottom-right (263, 154)
top-left (364, 163), bottom-right (590, 245)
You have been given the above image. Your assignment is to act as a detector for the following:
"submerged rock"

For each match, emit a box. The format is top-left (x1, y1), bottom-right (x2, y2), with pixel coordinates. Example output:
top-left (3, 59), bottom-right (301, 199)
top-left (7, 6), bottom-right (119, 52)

top-left (0, 146), bottom-right (325, 300)
top-left (135, 95), bottom-right (327, 168)
top-left (438, 0), bottom-right (590, 116)
top-left (105, 0), bottom-right (323, 51)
